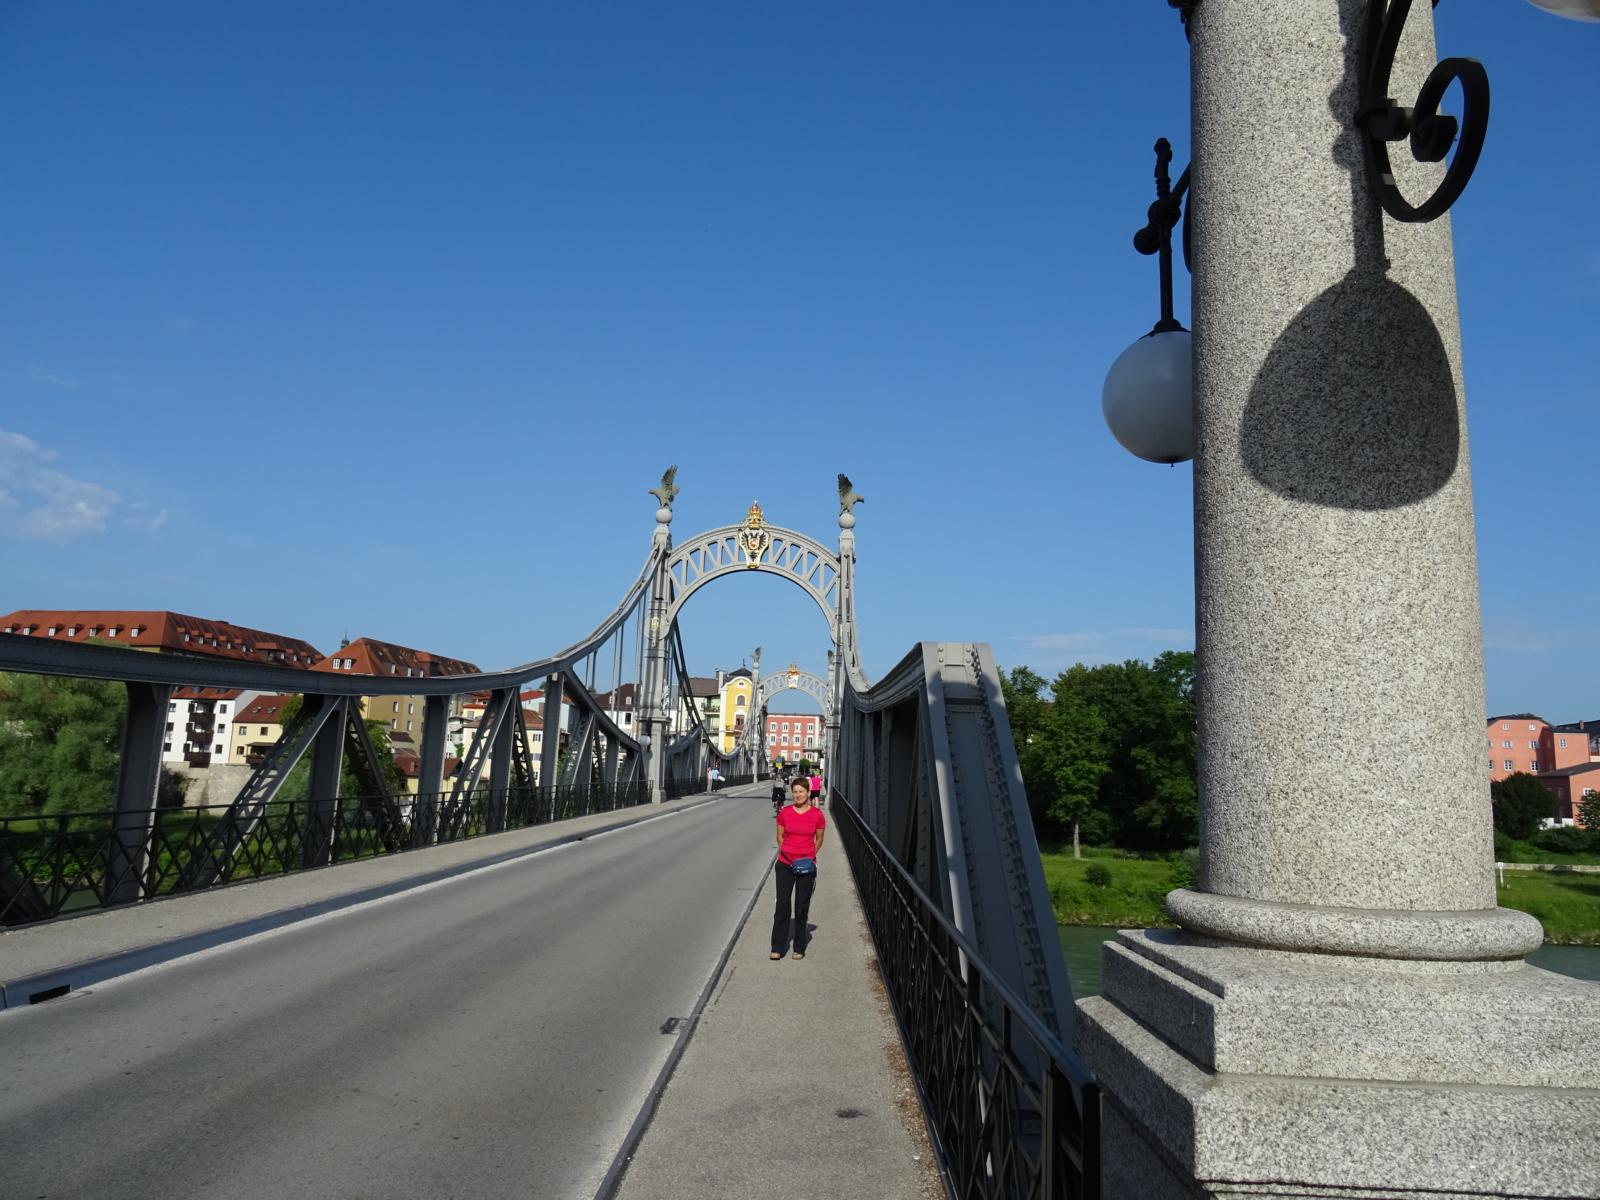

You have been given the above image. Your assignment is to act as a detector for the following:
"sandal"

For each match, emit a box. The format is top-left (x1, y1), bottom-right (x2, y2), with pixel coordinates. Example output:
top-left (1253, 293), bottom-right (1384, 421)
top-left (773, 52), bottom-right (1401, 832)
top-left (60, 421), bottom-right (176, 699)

top-left (770, 952), bottom-right (783, 960)
top-left (791, 953), bottom-right (805, 961)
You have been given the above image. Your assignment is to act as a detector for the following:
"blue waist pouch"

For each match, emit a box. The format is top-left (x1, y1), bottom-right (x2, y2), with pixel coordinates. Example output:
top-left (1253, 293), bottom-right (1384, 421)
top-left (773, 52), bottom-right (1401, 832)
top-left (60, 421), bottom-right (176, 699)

top-left (790, 856), bottom-right (817, 876)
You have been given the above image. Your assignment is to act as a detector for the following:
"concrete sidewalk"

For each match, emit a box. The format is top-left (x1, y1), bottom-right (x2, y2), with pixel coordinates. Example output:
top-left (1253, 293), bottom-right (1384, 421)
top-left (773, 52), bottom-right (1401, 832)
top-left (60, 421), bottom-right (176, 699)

top-left (0, 790), bottom-right (731, 1008)
top-left (617, 826), bottom-right (941, 1200)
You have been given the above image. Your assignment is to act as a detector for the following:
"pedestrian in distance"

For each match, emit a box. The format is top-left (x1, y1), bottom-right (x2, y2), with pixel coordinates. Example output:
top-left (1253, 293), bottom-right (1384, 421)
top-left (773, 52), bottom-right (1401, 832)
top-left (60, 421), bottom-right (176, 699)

top-left (771, 778), bottom-right (826, 961)
top-left (809, 768), bottom-right (823, 807)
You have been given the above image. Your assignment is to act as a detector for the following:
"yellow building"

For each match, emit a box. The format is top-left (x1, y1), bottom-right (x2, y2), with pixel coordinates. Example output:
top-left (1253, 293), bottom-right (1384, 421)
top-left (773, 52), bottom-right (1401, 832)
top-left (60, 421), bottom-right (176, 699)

top-left (718, 669), bottom-right (753, 753)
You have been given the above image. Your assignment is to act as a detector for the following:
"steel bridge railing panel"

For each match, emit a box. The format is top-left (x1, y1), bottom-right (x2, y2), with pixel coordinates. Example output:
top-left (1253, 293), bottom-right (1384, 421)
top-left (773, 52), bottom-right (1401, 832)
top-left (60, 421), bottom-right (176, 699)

top-left (835, 795), bottom-right (1100, 1200)
top-left (0, 780), bottom-right (655, 927)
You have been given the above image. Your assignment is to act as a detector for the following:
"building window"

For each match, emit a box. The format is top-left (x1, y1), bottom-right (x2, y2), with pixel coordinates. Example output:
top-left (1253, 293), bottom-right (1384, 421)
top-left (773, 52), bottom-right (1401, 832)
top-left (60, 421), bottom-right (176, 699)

top-left (237, 747), bottom-right (244, 756)
top-left (163, 742), bottom-right (172, 752)
top-left (1529, 724), bottom-right (1537, 731)
top-left (108, 626), bottom-right (119, 637)
top-left (166, 722), bottom-right (173, 732)
top-left (1504, 760), bottom-right (1514, 772)
top-left (214, 743), bottom-right (223, 754)
top-left (1501, 723), bottom-right (1509, 730)
top-left (393, 701), bottom-right (401, 714)
top-left (219, 703), bottom-right (228, 713)
top-left (65, 626), bottom-right (76, 637)
top-left (1560, 738), bottom-right (1569, 749)
top-left (1529, 740), bottom-right (1538, 750)
top-left (1531, 761), bottom-right (1540, 772)
top-left (1502, 740), bottom-right (1512, 749)
top-left (46, 627), bottom-right (57, 636)
top-left (130, 626), bottom-right (141, 637)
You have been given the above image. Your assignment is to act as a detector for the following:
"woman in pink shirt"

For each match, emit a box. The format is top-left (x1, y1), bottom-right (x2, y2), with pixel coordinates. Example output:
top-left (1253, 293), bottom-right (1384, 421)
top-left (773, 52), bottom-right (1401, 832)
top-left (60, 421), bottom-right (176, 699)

top-left (771, 778), bottom-right (827, 960)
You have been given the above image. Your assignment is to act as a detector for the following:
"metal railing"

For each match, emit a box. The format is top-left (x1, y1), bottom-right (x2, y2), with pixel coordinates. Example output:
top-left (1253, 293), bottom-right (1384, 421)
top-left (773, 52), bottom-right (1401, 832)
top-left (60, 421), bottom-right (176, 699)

top-left (662, 772), bottom-right (755, 800)
top-left (0, 780), bottom-right (652, 926)
top-left (835, 795), bottom-right (1100, 1200)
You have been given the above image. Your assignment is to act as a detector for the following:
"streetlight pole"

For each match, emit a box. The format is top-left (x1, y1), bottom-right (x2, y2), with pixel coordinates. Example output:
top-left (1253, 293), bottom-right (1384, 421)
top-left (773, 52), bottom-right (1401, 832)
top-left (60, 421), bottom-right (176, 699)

top-left (1080, 3), bottom-right (1600, 1196)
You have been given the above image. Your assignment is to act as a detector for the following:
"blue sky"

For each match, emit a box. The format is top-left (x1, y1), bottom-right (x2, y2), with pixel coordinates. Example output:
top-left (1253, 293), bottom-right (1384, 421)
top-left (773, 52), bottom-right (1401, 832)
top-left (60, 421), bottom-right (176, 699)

top-left (1, 2), bottom-right (1595, 722)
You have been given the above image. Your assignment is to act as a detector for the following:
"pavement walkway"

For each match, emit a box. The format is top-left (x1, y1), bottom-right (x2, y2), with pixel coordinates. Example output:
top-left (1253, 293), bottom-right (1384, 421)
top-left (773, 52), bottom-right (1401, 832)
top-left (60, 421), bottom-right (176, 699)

top-left (616, 808), bottom-right (941, 1200)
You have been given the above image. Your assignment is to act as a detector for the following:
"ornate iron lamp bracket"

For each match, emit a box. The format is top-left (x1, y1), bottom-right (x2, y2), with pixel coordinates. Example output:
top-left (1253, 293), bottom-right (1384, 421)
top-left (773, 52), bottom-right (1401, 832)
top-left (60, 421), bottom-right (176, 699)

top-left (1133, 138), bottom-right (1192, 335)
top-left (1355, 0), bottom-right (1490, 222)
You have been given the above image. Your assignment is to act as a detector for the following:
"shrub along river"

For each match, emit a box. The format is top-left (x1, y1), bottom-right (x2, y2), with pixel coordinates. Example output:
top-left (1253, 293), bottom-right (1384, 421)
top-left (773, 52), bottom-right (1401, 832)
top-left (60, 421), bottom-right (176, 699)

top-left (1058, 925), bottom-right (1600, 999)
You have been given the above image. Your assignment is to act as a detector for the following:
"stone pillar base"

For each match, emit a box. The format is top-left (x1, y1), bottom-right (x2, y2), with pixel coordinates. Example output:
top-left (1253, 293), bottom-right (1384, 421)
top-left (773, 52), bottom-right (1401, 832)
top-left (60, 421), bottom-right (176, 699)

top-left (1078, 930), bottom-right (1600, 1199)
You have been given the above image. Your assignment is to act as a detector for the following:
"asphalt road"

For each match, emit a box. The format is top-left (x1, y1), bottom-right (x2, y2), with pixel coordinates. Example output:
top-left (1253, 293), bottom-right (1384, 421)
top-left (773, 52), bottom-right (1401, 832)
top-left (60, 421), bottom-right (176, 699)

top-left (0, 789), bottom-right (776, 1200)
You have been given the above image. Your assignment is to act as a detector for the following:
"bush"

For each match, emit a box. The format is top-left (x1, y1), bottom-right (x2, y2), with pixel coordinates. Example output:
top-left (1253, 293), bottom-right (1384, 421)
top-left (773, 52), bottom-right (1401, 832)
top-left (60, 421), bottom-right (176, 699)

top-left (1534, 825), bottom-right (1598, 856)
top-left (1084, 862), bottom-right (1113, 889)
top-left (1169, 847), bottom-right (1200, 890)
top-left (1492, 774), bottom-right (1556, 841)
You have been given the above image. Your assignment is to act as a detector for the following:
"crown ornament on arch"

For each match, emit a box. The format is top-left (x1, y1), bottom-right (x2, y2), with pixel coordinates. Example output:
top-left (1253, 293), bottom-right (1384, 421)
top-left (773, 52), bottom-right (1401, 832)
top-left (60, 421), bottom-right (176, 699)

top-left (739, 500), bottom-right (770, 567)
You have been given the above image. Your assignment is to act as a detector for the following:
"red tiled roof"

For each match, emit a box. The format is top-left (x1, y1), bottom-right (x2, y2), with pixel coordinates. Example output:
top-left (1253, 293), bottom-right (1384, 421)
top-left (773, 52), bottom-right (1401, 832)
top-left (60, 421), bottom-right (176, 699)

top-left (311, 636), bottom-right (479, 679)
top-left (173, 686), bottom-right (244, 701)
top-left (0, 610), bottom-right (322, 666)
top-left (235, 694), bottom-right (295, 724)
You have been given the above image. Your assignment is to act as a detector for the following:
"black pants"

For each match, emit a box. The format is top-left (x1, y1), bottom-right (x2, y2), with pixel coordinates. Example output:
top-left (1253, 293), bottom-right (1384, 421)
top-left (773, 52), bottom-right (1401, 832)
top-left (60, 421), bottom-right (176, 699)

top-left (771, 861), bottom-right (816, 955)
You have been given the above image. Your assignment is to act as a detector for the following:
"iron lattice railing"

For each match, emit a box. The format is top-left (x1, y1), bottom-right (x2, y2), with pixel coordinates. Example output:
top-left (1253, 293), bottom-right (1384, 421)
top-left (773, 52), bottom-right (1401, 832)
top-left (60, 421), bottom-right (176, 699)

top-left (835, 796), bottom-right (1100, 1200)
top-left (0, 780), bottom-right (652, 927)
top-left (663, 772), bottom-right (754, 800)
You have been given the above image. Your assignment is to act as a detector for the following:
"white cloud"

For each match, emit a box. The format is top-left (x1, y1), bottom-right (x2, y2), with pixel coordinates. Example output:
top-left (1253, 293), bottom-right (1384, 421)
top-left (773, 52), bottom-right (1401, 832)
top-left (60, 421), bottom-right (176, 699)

top-left (0, 429), bottom-right (163, 543)
top-left (1011, 627), bottom-right (1193, 669)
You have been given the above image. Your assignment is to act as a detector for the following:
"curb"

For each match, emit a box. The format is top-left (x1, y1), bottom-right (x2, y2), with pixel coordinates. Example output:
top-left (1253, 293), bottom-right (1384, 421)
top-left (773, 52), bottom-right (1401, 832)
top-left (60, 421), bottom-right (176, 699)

top-left (594, 850), bottom-right (777, 1200)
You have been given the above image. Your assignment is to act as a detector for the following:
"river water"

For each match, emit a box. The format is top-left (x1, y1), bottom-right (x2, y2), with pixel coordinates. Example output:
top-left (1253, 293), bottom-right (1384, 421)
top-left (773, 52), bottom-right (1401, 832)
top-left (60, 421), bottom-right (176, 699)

top-left (1058, 925), bottom-right (1600, 999)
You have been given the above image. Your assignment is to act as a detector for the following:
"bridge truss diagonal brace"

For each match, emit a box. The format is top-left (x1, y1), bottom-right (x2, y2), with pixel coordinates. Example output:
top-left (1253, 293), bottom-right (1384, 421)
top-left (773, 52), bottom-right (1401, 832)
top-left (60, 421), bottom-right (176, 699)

top-left (178, 691), bottom-right (346, 890)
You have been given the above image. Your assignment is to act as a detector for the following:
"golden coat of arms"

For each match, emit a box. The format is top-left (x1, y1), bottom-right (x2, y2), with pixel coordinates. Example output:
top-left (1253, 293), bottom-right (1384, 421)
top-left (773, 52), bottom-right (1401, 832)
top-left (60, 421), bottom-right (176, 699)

top-left (739, 501), bottom-right (769, 568)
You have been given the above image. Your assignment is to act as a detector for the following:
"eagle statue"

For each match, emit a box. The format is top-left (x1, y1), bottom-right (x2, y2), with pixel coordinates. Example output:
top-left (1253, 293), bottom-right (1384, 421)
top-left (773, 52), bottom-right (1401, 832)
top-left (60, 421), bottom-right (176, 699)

top-left (837, 473), bottom-right (865, 514)
top-left (648, 464), bottom-right (679, 508)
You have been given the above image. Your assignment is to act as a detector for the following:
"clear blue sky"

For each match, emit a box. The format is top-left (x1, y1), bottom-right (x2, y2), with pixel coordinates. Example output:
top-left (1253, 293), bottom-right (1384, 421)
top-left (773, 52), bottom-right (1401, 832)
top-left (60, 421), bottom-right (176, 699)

top-left (1, 3), bottom-right (1595, 722)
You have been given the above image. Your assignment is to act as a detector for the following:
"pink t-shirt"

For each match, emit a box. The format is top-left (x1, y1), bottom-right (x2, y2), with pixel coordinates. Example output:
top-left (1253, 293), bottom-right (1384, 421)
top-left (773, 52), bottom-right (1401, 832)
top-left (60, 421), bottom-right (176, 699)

top-left (776, 803), bottom-right (826, 865)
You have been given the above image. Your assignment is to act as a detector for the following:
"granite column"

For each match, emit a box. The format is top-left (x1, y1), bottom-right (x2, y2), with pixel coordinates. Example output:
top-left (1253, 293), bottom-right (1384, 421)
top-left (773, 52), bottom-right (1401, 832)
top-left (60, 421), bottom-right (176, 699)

top-left (1078, 3), bottom-right (1600, 1196)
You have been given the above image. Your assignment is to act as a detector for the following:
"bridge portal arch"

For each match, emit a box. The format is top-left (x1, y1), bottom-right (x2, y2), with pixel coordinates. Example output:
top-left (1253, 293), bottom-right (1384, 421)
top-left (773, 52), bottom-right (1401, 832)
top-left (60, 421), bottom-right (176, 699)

top-left (662, 504), bottom-right (841, 636)
top-left (638, 496), bottom-right (859, 796)
top-left (757, 667), bottom-right (833, 720)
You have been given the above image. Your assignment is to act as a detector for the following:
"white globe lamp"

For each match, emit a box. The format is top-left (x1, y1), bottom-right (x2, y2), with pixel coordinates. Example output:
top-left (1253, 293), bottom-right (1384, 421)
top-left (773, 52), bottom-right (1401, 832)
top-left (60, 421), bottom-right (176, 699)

top-left (1526, 0), bottom-right (1600, 18)
top-left (1102, 327), bottom-right (1194, 464)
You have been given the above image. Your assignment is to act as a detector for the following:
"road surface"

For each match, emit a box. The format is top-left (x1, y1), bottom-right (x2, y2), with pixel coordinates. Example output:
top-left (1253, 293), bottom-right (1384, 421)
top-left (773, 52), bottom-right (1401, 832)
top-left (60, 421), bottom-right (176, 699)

top-left (0, 789), bottom-right (775, 1200)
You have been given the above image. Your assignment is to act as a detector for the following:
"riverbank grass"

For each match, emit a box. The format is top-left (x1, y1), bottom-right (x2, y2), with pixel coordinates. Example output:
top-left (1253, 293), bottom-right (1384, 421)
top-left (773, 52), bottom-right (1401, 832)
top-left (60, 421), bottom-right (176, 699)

top-left (1497, 870), bottom-right (1600, 945)
top-left (1040, 845), bottom-right (1600, 945)
top-left (1038, 847), bottom-right (1177, 930)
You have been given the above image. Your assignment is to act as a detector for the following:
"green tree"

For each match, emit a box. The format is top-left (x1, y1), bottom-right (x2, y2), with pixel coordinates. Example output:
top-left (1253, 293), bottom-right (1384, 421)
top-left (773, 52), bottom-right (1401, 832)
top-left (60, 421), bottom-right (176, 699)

top-left (1000, 665), bottom-right (1055, 835)
top-left (1491, 773), bottom-right (1555, 841)
top-left (0, 673), bottom-right (124, 816)
top-left (1037, 669), bottom-right (1109, 859)
top-left (0, 673), bottom-right (188, 816)
top-left (1052, 652), bottom-right (1198, 851)
top-left (1579, 791), bottom-right (1600, 834)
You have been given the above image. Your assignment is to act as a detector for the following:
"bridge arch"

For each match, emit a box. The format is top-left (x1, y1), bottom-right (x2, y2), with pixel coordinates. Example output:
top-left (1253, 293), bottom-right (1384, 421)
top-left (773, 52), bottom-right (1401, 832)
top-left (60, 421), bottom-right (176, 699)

top-left (663, 512), bottom-right (840, 635)
top-left (757, 667), bottom-right (833, 719)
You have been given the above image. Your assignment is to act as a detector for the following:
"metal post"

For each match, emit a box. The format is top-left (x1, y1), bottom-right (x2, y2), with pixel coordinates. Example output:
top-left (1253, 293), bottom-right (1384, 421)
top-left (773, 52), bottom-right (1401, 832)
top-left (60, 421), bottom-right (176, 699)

top-left (416, 694), bottom-right (449, 846)
top-left (302, 696), bottom-right (345, 869)
top-left (540, 673), bottom-right (564, 815)
top-left (488, 692), bottom-right (513, 833)
top-left (640, 517), bottom-right (673, 800)
top-left (107, 681), bottom-right (174, 904)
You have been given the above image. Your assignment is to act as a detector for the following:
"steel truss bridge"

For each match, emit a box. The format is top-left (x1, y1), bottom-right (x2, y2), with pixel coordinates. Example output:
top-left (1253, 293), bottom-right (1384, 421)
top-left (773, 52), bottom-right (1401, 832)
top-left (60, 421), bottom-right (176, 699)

top-left (0, 475), bottom-right (1099, 1198)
